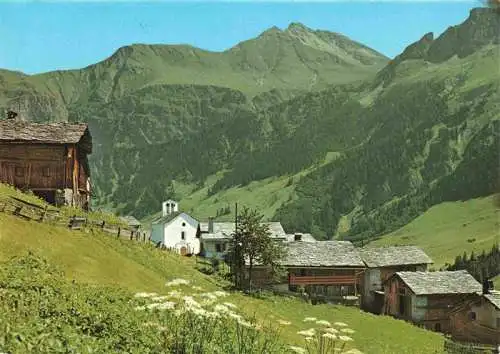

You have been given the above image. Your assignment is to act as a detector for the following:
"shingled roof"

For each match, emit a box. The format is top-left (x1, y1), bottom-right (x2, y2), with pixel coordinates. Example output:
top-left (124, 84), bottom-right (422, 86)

top-left (394, 270), bottom-right (482, 295)
top-left (0, 120), bottom-right (91, 153)
top-left (281, 241), bottom-right (365, 267)
top-left (360, 246), bottom-right (433, 267)
top-left (200, 221), bottom-right (287, 240)
top-left (484, 292), bottom-right (500, 310)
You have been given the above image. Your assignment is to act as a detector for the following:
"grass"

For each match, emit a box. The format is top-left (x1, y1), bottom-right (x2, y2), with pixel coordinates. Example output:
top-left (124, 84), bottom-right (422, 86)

top-left (0, 192), bottom-right (445, 353)
top-left (369, 195), bottom-right (500, 269)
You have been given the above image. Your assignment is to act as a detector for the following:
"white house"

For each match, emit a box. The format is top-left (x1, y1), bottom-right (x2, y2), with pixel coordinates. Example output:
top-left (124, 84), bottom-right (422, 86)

top-left (151, 204), bottom-right (200, 256)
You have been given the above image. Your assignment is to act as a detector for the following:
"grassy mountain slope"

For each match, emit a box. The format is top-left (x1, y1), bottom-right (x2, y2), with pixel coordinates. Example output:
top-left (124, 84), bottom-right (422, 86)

top-left (0, 186), bottom-right (444, 354)
top-left (368, 194), bottom-right (500, 269)
top-left (0, 22), bottom-right (387, 219)
top-left (273, 8), bottom-right (499, 240)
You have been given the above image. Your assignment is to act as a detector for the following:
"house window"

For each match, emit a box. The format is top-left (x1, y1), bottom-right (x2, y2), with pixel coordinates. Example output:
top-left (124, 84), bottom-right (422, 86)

top-left (181, 231), bottom-right (185, 240)
top-left (42, 166), bottom-right (50, 177)
top-left (216, 243), bottom-right (223, 252)
top-left (15, 166), bottom-right (24, 177)
top-left (468, 312), bottom-right (477, 321)
top-left (434, 323), bottom-right (441, 332)
top-left (182, 222), bottom-right (186, 227)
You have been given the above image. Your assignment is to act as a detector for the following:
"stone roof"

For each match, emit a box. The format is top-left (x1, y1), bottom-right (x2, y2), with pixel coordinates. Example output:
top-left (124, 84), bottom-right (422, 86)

top-left (280, 241), bottom-right (365, 267)
top-left (484, 291), bottom-right (500, 310)
top-left (360, 246), bottom-right (433, 267)
top-left (200, 221), bottom-right (287, 240)
top-left (0, 120), bottom-right (92, 153)
top-left (395, 270), bottom-right (482, 295)
top-left (285, 233), bottom-right (316, 243)
top-left (120, 216), bottom-right (141, 227)
top-left (152, 212), bottom-right (199, 229)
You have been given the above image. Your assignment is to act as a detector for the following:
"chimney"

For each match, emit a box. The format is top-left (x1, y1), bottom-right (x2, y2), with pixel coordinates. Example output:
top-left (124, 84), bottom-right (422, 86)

top-left (208, 217), bottom-right (214, 234)
top-left (483, 279), bottom-right (493, 294)
top-left (294, 233), bottom-right (302, 241)
top-left (6, 110), bottom-right (18, 120)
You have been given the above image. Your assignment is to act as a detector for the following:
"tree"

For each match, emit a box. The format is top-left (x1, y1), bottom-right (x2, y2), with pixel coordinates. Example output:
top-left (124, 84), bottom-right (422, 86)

top-left (228, 207), bottom-right (285, 291)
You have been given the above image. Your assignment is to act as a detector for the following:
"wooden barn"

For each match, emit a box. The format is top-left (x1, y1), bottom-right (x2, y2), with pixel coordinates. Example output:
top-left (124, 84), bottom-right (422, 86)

top-left (383, 270), bottom-right (482, 333)
top-left (448, 286), bottom-right (500, 345)
top-left (250, 241), bottom-right (366, 302)
top-left (360, 246), bottom-right (433, 314)
top-left (0, 119), bottom-right (92, 210)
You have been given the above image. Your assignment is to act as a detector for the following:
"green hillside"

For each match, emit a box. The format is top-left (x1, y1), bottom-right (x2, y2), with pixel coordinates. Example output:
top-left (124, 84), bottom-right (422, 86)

top-left (0, 8), bottom-right (498, 244)
top-left (0, 186), bottom-right (445, 353)
top-left (368, 194), bottom-right (500, 269)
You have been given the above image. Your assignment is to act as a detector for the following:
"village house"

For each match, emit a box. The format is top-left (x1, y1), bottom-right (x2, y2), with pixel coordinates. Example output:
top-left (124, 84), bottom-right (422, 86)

top-left (199, 218), bottom-right (287, 259)
top-left (120, 215), bottom-right (142, 232)
top-left (251, 241), bottom-right (366, 302)
top-left (383, 270), bottom-right (482, 333)
top-left (0, 117), bottom-right (92, 209)
top-left (448, 282), bottom-right (500, 345)
top-left (360, 246), bottom-right (433, 313)
top-left (150, 200), bottom-right (200, 256)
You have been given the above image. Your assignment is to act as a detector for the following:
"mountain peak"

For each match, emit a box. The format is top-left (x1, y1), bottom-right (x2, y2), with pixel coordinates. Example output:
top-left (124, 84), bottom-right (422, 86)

top-left (286, 22), bottom-right (312, 33)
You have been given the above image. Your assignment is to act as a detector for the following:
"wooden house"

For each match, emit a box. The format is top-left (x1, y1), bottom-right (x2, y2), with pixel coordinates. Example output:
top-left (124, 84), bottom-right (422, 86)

top-left (448, 287), bottom-right (500, 345)
top-left (0, 119), bottom-right (92, 209)
top-left (383, 270), bottom-right (482, 333)
top-left (199, 220), bottom-right (287, 259)
top-left (360, 246), bottom-right (433, 313)
top-left (251, 241), bottom-right (366, 301)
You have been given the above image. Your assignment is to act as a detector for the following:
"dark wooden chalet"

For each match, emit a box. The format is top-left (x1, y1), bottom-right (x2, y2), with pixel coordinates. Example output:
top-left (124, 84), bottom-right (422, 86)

top-left (0, 119), bottom-right (92, 209)
top-left (448, 285), bottom-right (500, 346)
top-left (383, 270), bottom-right (482, 333)
top-left (360, 246), bottom-right (433, 313)
top-left (251, 241), bottom-right (366, 301)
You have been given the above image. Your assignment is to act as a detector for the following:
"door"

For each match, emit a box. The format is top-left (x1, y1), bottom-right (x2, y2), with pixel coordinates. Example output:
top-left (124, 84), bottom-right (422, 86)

top-left (180, 246), bottom-right (187, 256)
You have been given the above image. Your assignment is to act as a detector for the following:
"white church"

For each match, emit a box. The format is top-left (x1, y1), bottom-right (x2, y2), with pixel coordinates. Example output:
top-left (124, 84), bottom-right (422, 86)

top-left (150, 200), bottom-right (201, 256)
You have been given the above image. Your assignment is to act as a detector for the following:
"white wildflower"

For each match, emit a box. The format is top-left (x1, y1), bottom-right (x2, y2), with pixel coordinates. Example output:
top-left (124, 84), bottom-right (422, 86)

top-left (237, 319), bottom-right (253, 328)
top-left (146, 303), bottom-right (160, 309)
top-left (343, 350), bottom-right (363, 354)
top-left (316, 320), bottom-right (331, 326)
top-left (322, 333), bottom-right (337, 340)
top-left (297, 328), bottom-right (316, 337)
top-left (289, 346), bottom-right (307, 354)
top-left (223, 302), bottom-right (237, 309)
top-left (228, 312), bottom-right (242, 320)
top-left (213, 290), bottom-right (229, 297)
top-left (192, 285), bottom-right (204, 291)
top-left (167, 290), bottom-right (183, 298)
top-left (305, 337), bottom-right (314, 342)
top-left (157, 301), bottom-right (176, 310)
top-left (303, 317), bottom-right (317, 322)
top-left (165, 278), bottom-right (190, 287)
top-left (134, 305), bottom-right (147, 311)
top-left (341, 328), bottom-right (355, 334)
top-left (324, 327), bottom-right (339, 334)
top-left (151, 296), bottom-right (169, 302)
top-left (214, 304), bottom-right (231, 314)
top-left (278, 319), bottom-right (291, 326)
top-left (199, 292), bottom-right (218, 300)
top-left (134, 292), bottom-right (157, 298)
top-left (338, 335), bottom-right (353, 341)
top-left (201, 298), bottom-right (217, 306)
top-left (334, 322), bottom-right (348, 327)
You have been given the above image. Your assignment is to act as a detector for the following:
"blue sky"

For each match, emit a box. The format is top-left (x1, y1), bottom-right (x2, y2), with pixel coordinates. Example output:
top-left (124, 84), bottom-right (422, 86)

top-left (0, 1), bottom-right (481, 75)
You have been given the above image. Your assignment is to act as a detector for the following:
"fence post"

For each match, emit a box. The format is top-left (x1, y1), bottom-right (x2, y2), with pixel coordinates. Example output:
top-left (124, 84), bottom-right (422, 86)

top-left (130, 230), bottom-right (133, 241)
top-left (101, 221), bottom-right (105, 230)
top-left (117, 227), bottom-right (121, 238)
top-left (39, 205), bottom-right (48, 222)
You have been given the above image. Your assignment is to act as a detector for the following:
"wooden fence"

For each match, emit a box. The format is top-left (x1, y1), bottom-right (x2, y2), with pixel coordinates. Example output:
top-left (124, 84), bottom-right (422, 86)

top-left (444, 339), bottom-right (500, 354)
top-left (0, 195), bottom-right (150, 243)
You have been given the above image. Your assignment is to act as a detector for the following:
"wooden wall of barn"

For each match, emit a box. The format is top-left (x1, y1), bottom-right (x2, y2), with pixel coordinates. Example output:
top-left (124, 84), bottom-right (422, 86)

top-left (450, 300), bottom-right (500, 345)
top-left (0, 144), bottom-right (66, 190)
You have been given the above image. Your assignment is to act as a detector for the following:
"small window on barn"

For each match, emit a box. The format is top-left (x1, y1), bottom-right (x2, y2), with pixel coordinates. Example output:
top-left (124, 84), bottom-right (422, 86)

top-left (468, 312), bottom-right (477, 321)
top-left (43, 166), bottom-right (50, 177)
top-left (181, 231), bottom-right (185, 240)
top-left (15, 166), bottom-right (24, 177)
top-left (434, 323), bottom-right (441, 332)
top-left (496, 317), bottom-right (500, 329)
top-left (216, 243), bottom-right (222, 252)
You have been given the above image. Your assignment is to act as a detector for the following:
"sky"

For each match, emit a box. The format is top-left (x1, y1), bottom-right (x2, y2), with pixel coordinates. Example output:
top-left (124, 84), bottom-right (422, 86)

top-left (0, 0), bottom-right (482, 75)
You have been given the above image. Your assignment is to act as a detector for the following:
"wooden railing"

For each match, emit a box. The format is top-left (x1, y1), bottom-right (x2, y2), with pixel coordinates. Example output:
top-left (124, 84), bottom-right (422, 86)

top-left (289, 274), bottom-right (360, 285)
top-left (0, 195), bottom-right (149, 243)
